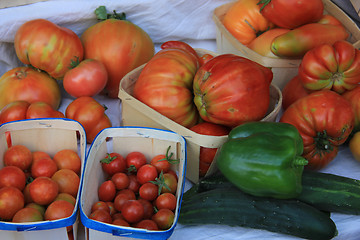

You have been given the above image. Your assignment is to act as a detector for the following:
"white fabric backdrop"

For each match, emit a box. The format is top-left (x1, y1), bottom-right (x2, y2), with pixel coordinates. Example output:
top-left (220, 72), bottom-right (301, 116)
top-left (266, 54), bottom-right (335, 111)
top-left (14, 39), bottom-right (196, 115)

top-left (0, 1), bottom-right (360, 239)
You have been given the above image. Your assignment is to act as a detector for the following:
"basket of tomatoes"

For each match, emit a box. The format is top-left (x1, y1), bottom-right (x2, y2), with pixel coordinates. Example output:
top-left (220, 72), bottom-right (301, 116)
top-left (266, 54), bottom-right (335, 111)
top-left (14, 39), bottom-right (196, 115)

top-left (79, 126), bottom-right (186, 240)
top-left (0, 118), bottom-right (86, 240)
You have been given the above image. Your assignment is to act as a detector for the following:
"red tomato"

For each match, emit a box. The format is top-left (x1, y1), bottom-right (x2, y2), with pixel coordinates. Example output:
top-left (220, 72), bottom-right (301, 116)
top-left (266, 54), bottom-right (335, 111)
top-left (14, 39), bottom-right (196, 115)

top-left (121, 200), bottom-right (144, 223)
top-left (14, 19), bottom-right (84, 79)
top-left (193, 54), bottom-right (273, 127)
top-left (26, 101), bottom-right (64, 119)
top-left (12, 207), bottom-right (44, 222)
top-left (259, 0), bottom-right (324, 29)
top-left (134, 219), bottom-right (159, 230)
top-left (111, 172), bottom-right (130, 190)
top-left (127, 174), bottom-right (141, 193)
top-left (53, 149), bottom-right (82, 175)
top-left (23, 184), bottom-right (32, 204)
top-left (25, 202), bottom-right (46, 216)
top-left (282, 75), bottom-right (311, 110)
top-left (98, 180), bottom-right (116, 202)
top-left (89, 209), bottom-right (112, 224)
top-left (343, 86), bottom-right (360, 132)
top-left (44, 200), bottom-right (75, 221)
top-left (0, 67), bottom-right (61, 110)
top-left (139, 182), bottom-right (158, 201)
top-left (137, 198), bottom-right (154, 219)
top-left (222, 0), bottom-right (274, 45)
top-left (100, 152), bottom-right (126, 176)
top-left (150, 154), bottom-right (170, 174)
top-left (199, 54), bottom-right (214, 66)
top-left (55, 193), bottom-right (76, 206)
top-left (133, 41), bottom-right (200, 128)
top-left (0, 186), bottom-right (25, 220)
top-left (91, 201), bottom-right (110, 213)
top-left (155, 193), bottom-right (177, 211)
top-left (31, 157), bottom-right (58, 178)
top-left (298, 40), bottom-right (360, 94)
top-left (113, 218), bottom-right (130, 226)
top-left (3, 144), bottom-right (32, 171)
top-left (151, 208), bottom-right (174, 230)
top-left (29, 176), bottom-right (59, 205)
top-left (137, 164), bottom-right (158, 185)
top-left (63, 59), bottom-right (108, 98)
top-left (51, 169), bottom-right (80, 198)
top-left (161, 173), bottom-right (178, 194)
top-left (280, 90), bottom-right (354, 170)
top-left (81, 8), bottom-right (154, 98)
top-left (0, 166), bottom-right (26, 191)
top-left (113, 192), bottom-right (136, 212)
top-left (32, 151), bottom-right (51, 162)
top-left (65, 96), bottom-right (112, 143)
top-left (106, 201), bottom-right (117, 216)
top-left (125, 151), bottom-right (147, 173)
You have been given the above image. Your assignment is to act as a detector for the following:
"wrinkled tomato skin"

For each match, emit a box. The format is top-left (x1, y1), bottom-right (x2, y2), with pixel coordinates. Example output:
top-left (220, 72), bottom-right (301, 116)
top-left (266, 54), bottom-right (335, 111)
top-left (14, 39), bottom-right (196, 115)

top-left (298, 40), bottom-right (360, 94)
top-left (0, 67), bottom-right (61, 110)
top-left (259, 0), bottom-right (324, 29)
top-left (193, 54), bottom-right (273, 127)
top-left (14, 19), bottom-right (84, 79)
top-left (280, 90), bottom-right (354, 170)
top-left (26, 102), bottom-right (64, 119)
top-left (133, 42), bottom-right (200, 128)
top-left (81, 18), bottom-right (154, 98)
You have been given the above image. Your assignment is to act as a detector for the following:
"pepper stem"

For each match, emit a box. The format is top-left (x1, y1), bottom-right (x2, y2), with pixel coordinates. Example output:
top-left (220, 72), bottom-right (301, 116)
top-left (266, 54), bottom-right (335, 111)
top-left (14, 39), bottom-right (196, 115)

top-left (294, 156), bottom-right (308, 167)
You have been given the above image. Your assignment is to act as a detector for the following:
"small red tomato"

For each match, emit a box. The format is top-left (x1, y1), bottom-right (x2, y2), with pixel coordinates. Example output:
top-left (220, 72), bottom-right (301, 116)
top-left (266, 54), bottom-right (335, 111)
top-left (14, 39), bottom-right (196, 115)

top-left (12, 207), bottom-right (44, 222)
top-left (127, 174), bottom-right (140, 193)
top-left (45, 200), bottom-right (74, 221)
top-left (100, 152), bottom-right (126, 176)
top-left (0, 165), bottom-right (26, 191)
top-left (55, 192), bottom-right (76, 206)
top-left (98, 180), bottom-right (116, 202)
top-left (53, 149), bottom-right (82, 175)
top-left (121, 200), bottom-right (144, 223)
top-left (89, 209), bottom-right (112, 224)
top-left (113, 192), bottom-right (136, 212)
top-left (125, 151), bottom-right (147, 173)
top-left (151, 208), bottom-right (175, 230)
top-left (134, 219), bottom-right (159, 230)
top-left (63, 59), bottom-right (108, 98)
top-left (51, 169), bottom-right (80, 197)
top-left (0, 186), bottom-right (25, 220)
top-left (91, 201), bottom-right (110, 213)
top-left (31, 157), bottom-right (58, 178)
top-left (3, 144), bottom-right (33, 171)
top-left (137, 198), bottom-right (154, 219)
top-left (139, 182), bottom-right (158, 201)
top-left (161, 173), bottom-right (178, 194)
top-left (111, 172), bottom-right (130, 190)
top-left (155, 193), bottom-right (177, 211)
top-left (113, 218), bottom-right (130, 226)
top-left (137, 164), bottom-right (158, 185)
top-left (29, 177), bottom-right (59, 205)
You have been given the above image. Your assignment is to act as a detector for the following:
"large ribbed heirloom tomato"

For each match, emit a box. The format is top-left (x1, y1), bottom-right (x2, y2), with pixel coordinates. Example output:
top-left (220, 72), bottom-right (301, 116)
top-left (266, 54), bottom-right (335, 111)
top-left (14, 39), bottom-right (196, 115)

top-left (193, 54), bottom-right (273, 128)
top-left (14, 19), bottom-right (84, 80)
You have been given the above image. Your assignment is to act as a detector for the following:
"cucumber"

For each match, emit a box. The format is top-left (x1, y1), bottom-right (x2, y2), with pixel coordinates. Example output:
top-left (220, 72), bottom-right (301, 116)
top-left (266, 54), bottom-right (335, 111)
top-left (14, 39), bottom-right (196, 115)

top-left (179, 187), bottom-right (337, 240)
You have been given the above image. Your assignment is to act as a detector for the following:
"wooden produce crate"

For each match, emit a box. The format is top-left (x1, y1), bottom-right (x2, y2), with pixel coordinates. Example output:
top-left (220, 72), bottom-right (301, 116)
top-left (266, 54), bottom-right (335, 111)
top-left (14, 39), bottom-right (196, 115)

top-left (213, 0), bottom-right (360, 89)
top-left (79, 126), bottom-right (186, 240)
top-left (118, 49), bottom-right (282, 183)
top-left (0, 118), bottom-right (86, 240)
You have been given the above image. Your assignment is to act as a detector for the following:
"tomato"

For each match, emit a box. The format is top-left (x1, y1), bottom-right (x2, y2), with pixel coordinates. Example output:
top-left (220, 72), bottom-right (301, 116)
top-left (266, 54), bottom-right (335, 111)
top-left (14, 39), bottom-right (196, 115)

top-left (14, 18), bottom-right (84, 79)
top-left (247, 28), bottom-right (290, 58)
top-left (53, 149), bottom-right (82, 175)
top-left (151, 208), bottom-right (174, 230)
top-left (3, 144), bottom-right (32, 171)
top-left (65, 96), bottom-right (112, 143)
top-left (133, 41), bottom-right (200, 128)
top-left (137, 198), bottom-right (154, 219)
top-left (161, 173), bottom-right (178, 194)
top-left (106, 202), bottom-right (117, 216)
top-left (55, 193), bottom-right (76, 206)
top-left (12, 207), bottom-right (44, 222)
top-left (26, 101), bottom-right (64, 119)
top-left (298, 40), bottom-right (360, 94)
top-left (0, 67), bottom-right (61, 110)
top-left (111, 172), bottom-right (130, 190)
top-left (349, 132), bottom-right (360, 162)
top-left (113, 218), bottom-right (130, 227)
top-left (100, 152), bottom-right (126, 176)
top-left (222, 0), bottom-right (274, 45)
top-left (258, 0), bottom-right (324, 29)
top-left (139, 182), bottom-right (158, 201)
top-left (97, 180), bottom-right (116, 202)
top-left (155, 193), bottom-right (177, 211)
top-left (25, 202), bottom-right (46, 216)
top-left (44, 200), bottom-right (74, 221)
top-left (29, 176), bottom-right (59, 205)
top-left (81, 7), bottom-right (154, 98)
top-left (32, 151), bottom-right (51, 162)
top-left (343, 86), bottom-right (360, 132)
top-left (150, 155), bottom-right (170, 174)
top-left (282, 75), bottom-right (311, 110)
top-left (112, 212), bottom-right (125, 221)
top-left (193, 54), bottom-right (273, 127)
top-left (0, 166), bottom-right (26, 191)
top-left (125, 151), bottom-right (147, 173)
top-left (280, 90), bottom-right (354, 170)
top-left (91, 201), bottom-right (110, 213)
top-left (113, 192), bottom-right (136, 212)
top-left (199, 54), bottom-right (214, 66)
top-left (127, 174), bottom-right (141, 193)
top-left (121, 200), bottom-right (144, 223)
top-left (190, 122), bottom-right (230, 177)
top-left (63, 59), bottom-right (108, 98)
top-left (52, 169), bottom-right (80, 197)
top-left (0, 186), bottom-right (25, 220)
top-left (31, 157), bottom-right (58, 178)
top-left (23, 183), bottom-right (33, 204)
top-left (134, 219), bottom-right (159, 230)
top-left (137, 164), bottom-right (158, 185)
top-left (89, 209), bottom-right (112, 224)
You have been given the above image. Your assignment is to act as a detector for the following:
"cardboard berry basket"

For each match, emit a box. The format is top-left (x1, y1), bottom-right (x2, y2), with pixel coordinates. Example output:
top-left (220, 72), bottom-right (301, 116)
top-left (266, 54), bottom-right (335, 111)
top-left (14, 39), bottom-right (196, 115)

top-left (213, 0), bottom-right (360, 90)
top-left (0, 118), bottom-right (86, 240)
top-left (79, 126), bottom-right (186, 240)
top-left (118, 48), bottom-right (282, 183)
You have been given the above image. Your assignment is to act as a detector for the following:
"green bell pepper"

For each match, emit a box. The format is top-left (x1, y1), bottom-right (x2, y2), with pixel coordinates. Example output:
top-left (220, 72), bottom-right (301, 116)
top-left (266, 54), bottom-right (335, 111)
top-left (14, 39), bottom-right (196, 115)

top-left (216, 121), bottom-right (308, 199)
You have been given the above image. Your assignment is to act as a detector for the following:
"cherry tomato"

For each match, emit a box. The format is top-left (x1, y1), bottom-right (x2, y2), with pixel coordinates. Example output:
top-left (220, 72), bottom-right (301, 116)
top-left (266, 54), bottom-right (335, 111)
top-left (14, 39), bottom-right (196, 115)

top-left (161, 173), bottom-right (178, 194)
top-left (137, 164), bottom-right (158, 185)
top-left (0, 186), bottom-right (25, 220)
top-left (113, 218), bottom-right (130, 227)
top-left (100, 152), bottom-right (126, 176)
top-left (25, 202), bottom-right (46, 216)
top-left (91, 201), bottom-right (110, 213)
top-left (53, 149), bottom-right (82, 175)
top-left (121, 200), bottom-right (144, 223)
top-left (137, 198), bottom-right (154, 219)
top-left (98, 180), bottom-right (116, 202)
top-left (89, 209), bottom-right (112, 224)
top-left (12, 207), bottom-right (44, 222)
top-left (113, 192), bottom-right (136, 212)
top-left (139, 182), bottom-right (158, 201)
top-left (127, 174), bottom-right (141, 193)
top-left (134, 219), bottom-right (159, 230)
top-left (29, 176), bottom-right (59, 205)
top-left (155, 193), bottom-right (177, 211)
top-left (44, 200), bottom-right (75, 221)
top-left (106, 201), bottom-right (117, 216)
top-left (55, 192), bottom-right (76, 206)
top-left (51, 169), bottom-right (80, 198)
top-left (125, 151), bottom-right (147, 173)
top-left (151, 208), bottom-right (174, 230)
top-left (31, 157), bottom-right (58, 178)
top-left (150, 155), bottom-right (171, 174)
top-left (0, 166), bottom-right (26, 191)
top-left (111, 172), bottom-right (130, 190)
top-left (3, 144), bottom-right (33, 171)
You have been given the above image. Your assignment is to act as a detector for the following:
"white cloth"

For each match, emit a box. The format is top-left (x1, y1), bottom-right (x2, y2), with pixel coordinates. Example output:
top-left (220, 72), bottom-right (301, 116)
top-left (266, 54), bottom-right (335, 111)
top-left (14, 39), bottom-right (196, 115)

top-left (0, 1), bottom-right (360, 239)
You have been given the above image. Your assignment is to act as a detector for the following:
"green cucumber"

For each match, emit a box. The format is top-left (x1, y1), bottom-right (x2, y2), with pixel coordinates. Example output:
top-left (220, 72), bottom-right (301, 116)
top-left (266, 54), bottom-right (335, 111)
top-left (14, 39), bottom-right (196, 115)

top-left (179, 187), bottom-right (337, 240)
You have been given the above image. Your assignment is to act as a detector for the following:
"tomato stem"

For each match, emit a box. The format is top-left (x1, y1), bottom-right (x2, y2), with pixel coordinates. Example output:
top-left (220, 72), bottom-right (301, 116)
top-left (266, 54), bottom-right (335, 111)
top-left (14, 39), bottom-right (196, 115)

top-left (314, 130), bottom-right (333, 152)
top-left (95, 6), bottom-right (126, 21)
